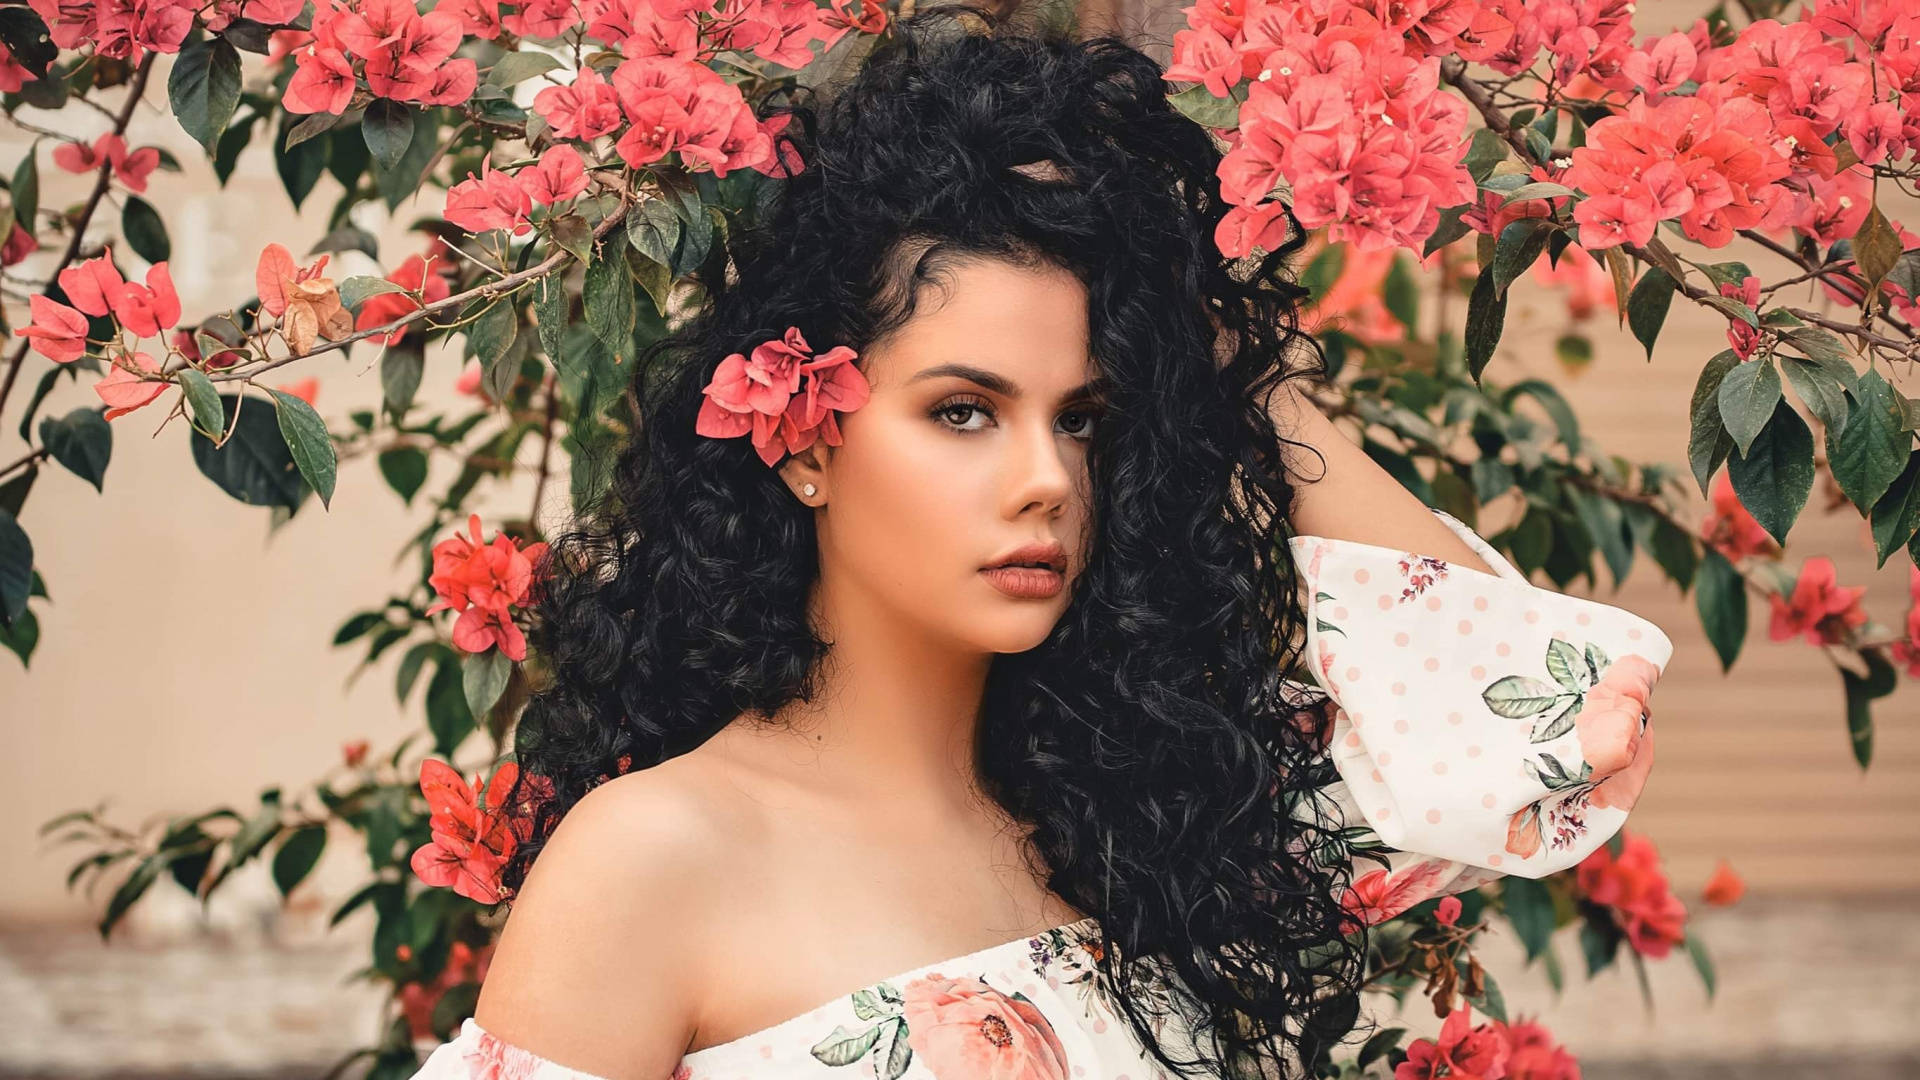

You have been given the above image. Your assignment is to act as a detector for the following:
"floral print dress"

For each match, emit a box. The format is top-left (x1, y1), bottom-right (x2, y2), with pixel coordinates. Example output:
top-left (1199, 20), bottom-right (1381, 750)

top-left (409, 508), bottom-right (1674, 1080)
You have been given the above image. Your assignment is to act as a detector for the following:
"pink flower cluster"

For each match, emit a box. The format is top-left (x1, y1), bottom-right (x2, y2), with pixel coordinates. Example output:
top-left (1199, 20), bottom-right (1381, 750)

top-left (17, 248), bottom-right (180, 421)
top-left (1395, 1005), bottom-right (1581, 1080)
top-left (1171, 0), bottom-right (1484, 257)
top-left (27, 0), bottom-right (301, 63)
top-left (283, 0), bottom-right (478, 116)
top-left (533, 55), bottom-right (803, 179)
top-left (436, 0), bottom-right (885, 70)
top-left (694, 326), bottom-right (871, 467)
top-left (425, 514), bottom-right (550, 661)
top-left (442, 145), bottom-right (589, 237)
top-left (51, 133), bottom-right (159, 193)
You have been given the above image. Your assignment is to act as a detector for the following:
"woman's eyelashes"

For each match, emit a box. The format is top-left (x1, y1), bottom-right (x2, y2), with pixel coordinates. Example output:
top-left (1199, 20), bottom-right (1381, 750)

top-left (929, 396), bottom-right (1103, 438)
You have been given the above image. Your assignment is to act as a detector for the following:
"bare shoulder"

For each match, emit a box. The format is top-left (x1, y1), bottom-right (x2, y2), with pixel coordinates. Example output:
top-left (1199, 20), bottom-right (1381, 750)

top-left (472, 753), bottom-right (746, 1079)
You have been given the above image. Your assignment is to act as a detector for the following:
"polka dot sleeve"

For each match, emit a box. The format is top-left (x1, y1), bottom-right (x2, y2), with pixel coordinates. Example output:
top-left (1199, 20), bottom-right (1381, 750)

top-left (1281, 508), bottom-right (1675, 915)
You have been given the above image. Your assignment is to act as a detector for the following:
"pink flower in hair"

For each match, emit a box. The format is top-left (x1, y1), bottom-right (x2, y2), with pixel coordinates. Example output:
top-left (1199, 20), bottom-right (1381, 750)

top-left (695, 326), bottom-right (871, 466)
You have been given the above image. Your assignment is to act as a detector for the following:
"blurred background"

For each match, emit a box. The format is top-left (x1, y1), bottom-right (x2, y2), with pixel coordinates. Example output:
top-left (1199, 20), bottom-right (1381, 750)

top-left (3, 0), bottom-right (1917, 1078)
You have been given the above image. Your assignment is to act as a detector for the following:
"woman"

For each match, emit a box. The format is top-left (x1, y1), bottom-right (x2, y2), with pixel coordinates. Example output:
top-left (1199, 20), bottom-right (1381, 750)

top-left (412, 8), bottom-right (1673, 1080)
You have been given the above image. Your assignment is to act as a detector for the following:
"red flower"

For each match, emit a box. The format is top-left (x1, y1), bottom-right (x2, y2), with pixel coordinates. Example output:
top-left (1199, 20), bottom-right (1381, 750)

top-left (409, 758), bottom-right (520, 904)
top-left (1395, 1005), bottom-right (1510, 1080)
top-left (17, 295), bottom-right (90, 363)
top-left (1575, 829), bottom-right (1688, 959)
top-left (52, 133), bottom-right (159, 192)
top-left (59, 250), bottom-right (180, 338)
top-left (1, 221), bottom-right (37, 265)
top-left (1767, 555), bottom-right (1867, 646)
top-left (1434, 895), bottom-right (1462, 927)
top-left (94, 350), bottom-right (166, 420)
top-left (1702, 859), bottom-right (1745, 907)
top-left (1487, 1015), bottom-right (1579, 1080)
top-left (342, 739), bottom-right (370, 768)
top-left (425, 514), bottom-right (549, 661)
top-left (695, 326), bottom-right (871, 467)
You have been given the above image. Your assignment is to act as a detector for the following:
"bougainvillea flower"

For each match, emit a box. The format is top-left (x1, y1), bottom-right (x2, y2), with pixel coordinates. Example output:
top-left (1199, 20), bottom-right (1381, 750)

top-left (695, 327), bottom-right (872, 466)
top-left (52, 133), bottom-right (160, 192)
top-left (283, 46), bottom-right (356, 115)
top-left (532, 65), bottom-right (625, 141)
top-left (1434, 895), bottom-right (1462, 927)
top-left (1576, 829), bottom-right (1688, 958)
top-left (1394, 1005), bottom-right (1509, 1080)
top-left (17, 295), bottom-right (90, 363)
top-left (409, 757), bottom-right (519, 904)
top-left (106, 261), bottom-right (182, 338)
top-left (1487, 1015), bottom-right (1580, 1080)
top-left (443, 160), bottom-right (534, 236)
top-left (1702, 859), bottom-right (1745, 906)
top-left (275, 376), bottom-right (320, 406)
top-left (1767, 555), bottom-right (1867, 646)
top-left (425, 515), bottom-right (549, 660)
top-left (94, 350), bottom-right (166, 420)
top-left (516, 144), bottom-right (589, 206)
top-left (1, 220), bottom-right (36, 266)
top-left (58, 251), bottom-right (128, 318)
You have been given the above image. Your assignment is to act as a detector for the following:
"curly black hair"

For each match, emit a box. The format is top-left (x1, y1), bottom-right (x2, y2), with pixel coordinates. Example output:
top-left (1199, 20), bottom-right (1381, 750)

top-left (497, 5), bottom-right (1367, 1077)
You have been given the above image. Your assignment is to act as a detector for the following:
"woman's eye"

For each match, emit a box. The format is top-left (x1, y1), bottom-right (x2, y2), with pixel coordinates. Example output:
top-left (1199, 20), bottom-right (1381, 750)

top-left (934, 401), bottom-right (990, 430)
top-left (1059, 409), bottom-right (1101, 439)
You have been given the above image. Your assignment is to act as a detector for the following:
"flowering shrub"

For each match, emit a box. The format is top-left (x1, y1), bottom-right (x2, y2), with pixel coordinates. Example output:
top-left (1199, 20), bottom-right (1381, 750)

top-left (0, 0), bottom-right (1892, 1075)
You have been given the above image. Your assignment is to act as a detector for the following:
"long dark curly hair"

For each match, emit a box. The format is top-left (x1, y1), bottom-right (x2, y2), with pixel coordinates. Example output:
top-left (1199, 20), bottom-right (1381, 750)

top-left (497, 5), bottom-right (1367, 1077)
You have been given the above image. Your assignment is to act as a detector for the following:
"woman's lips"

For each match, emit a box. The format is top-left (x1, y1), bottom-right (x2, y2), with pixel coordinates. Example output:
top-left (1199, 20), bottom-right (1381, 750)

top-left (980, 565), bottom-right (1064, 599)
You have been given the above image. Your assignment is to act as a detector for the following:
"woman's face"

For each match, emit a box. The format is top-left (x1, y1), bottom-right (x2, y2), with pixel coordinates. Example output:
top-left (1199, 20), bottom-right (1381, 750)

top-left (785, 256), bottom-right (1102, 655)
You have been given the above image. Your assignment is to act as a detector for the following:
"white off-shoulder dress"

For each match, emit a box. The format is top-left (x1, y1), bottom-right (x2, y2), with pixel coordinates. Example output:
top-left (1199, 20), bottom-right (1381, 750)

top-left (409, 508), bottom-right (1675, 1080)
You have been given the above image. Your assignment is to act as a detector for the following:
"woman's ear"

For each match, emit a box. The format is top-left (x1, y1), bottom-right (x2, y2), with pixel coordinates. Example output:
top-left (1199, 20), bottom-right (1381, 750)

top-left (777, 441), bottom-right (830, 505)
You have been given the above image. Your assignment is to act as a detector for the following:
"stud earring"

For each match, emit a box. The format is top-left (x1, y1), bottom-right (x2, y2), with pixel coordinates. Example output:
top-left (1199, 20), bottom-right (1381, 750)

top-left (802, 483), bottom-right (817, 497)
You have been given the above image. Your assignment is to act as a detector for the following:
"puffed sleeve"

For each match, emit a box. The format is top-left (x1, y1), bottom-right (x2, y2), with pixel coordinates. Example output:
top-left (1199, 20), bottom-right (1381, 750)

top-left (1281, 507), bottom-right (1675, 923)
top-left (410, 1018), bottom-right (629, 1080)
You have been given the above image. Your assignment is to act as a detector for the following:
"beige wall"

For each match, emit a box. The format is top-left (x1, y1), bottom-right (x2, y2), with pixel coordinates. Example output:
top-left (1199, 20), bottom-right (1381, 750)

top-left (5, 34), bottom-right (1920, 927)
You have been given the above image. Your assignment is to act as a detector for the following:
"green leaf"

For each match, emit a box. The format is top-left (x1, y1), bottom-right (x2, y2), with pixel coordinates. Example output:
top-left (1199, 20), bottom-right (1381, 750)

top-left (0, 603), bottom-right (37, 667)
top-left (1555, 333), bottom-right (1592, 368)
top-left (1500, 876), bottom-right (1557, 961)
top-left (1626, 267), bottom-right (1675, 361)
top-left (167, 37), bottom-right (243, 152)
top-left (378, 447), bottom-right (428, 505)
top-left (1566, 488), bottom-right (1630, 589)
top-left (375, 108), bottom-right (439, 211)
top-left (121, 195), bottom-right (170, 263)
top-left (268, 388), bottom-right (337, 510)
top-left (1462, 128), bottom-right (1507, 183)
top-left (1499, 181), bottom-right (1578, 204)
top-left (339, 275), bottom-right (409, 310)
top-left (1165, 82), bottom-right (1242, 129)
top-left (487, 51), bottom-right (564, 87)
top-left (189, 395), bottom-right (306, 508)
top-left (361, 98), bottom-right (414, 171)
top-left (11, 144), bottom-right (38, 236)
top-left (1504, 379), bottom-right (1580, 450)
top-left (1688, 349), bottom-right (1740, 497)
top-left (426, 657), bottom-right (475, 756)
top-left (1490, 219), bottom-right (1551, 298)
top-left (1683, 933), bottom-right (1717, 1001)
top-left (1828, 368), bottom-right (1908, 514)
top-left (1298, 244), bottom-right (1344, 303)
top-left (0, 505), bottom-right (31, 624)
top-left (1839, 648), bottom-right (1896, 770)
top-left (275, 109), bottom-right (332, 209)
top-left (1696, 293), bottom-right (1759, 327)
top-left (534, 271), bottom-right (569, 368)
top-left (1694, 547), bottom-right (1746, 673)
top-left (271, 824), bottom-right (327, 898)
top-left (178, 369), bottom-right (225, 439)
top-left (1463, 264), bottom-right (1507, 382)
top-left (37, 406), bottom-right (112, 493)
top-left (1715, 357), bottom-right (1782, 458)
top-left (1778, 355), bottom-right (1851, 436)
top-left (381, 342), bottom-right (423, 418)
top-left (1867, 449), bottom-right (1920, 568)
top-left (626, 198), bottom-right (682, 269)
top-left (1382, 254), bottom-right (1418, 332)
top-left (1422, 204), bottom-right (1472, 258)
top-left (470, 299), bottom-right (520, 401)
top-left (583, 246), bottom-right (635, 361)
top-left (548, 214), bottom-right (595, 266)
top-left (1726, 398), bottom-right (1814, 546)
top-left (1579, 916), bottom-right (1622, 977)
top-left (463, 647), bottom-right (513, 722)
top-left (101, 852), bottom-right (170, 940)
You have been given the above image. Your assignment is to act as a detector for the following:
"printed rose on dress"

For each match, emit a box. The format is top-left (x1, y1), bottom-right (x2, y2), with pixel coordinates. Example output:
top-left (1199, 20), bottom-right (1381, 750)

top-left (901, 973), bottom-right (1070, 1080)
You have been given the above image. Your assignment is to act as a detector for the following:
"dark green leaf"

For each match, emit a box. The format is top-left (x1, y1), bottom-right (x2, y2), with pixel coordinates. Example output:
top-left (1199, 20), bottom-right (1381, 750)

top-left (271, 825), bottom-right (328, 898)
top-left (1491, 219), bottom-right (1551, 298)
top-left (190, 394), bottom-right (305, 509)
top-left (11, 145), bottom-right (38, 236)
top-left (1503, 379), bottom-right (1579, 450)
top-left (1626, 267), bottom-right (1675, 361)
top-left (471, 300), bottom-right (520, 401)
top-left (361, 98), bottom-right (414, 171)
top-left (583, 247), bottom-right (635, 360)
top-left (339, 275), bottom-right (409, 310)
top-left (121, 195), bottom-right (170, 263)
top-left (1500, 876), bottom-right (1556, 961)
top-left (1779, 355), bottom-right (1850, 436)
top-left (1688, 349), bottom-right (1740, 497)
top-left (1462, 128), bottom-right (1507, 183)
top-left (1727, 399), bottom-right (1814, 546)
top-left (487, 51), bottom-right (564, 87)
top-left (1, 603), bottom-right (39, 667)
top-left (1867, 449), bottom-right (1920, 568)
top-left (1422, 204), bottom-right (1472, 258)
top-left (1298, 244), bottom-right (1344, 303)
top-left (1828, 368), bottom-right (1908, 514)
top-left (268, 388), bottom-right (337, 510)
top-left (1382, 254), bottom-right (1418, 332)
top-left (37, 407), bottom-right (112, 493)
top-left (534, 271), bottom-right (568, 367)
top-left (375, 109), bottom-right (439, 211)
top-left (1716, 357), bottom-right (1782, 458)
top-left (101, 853), bottom-right (170, 940)
top-left (463, 647), bottom-right (513, 722)
top-left (178, 369), bottom-right (225, 439)
top-left (378, 447), bottom-right (428, 505)
top-left (1463, 265), bottom-right (1507, 382)
top-left (1694, 547), bottom-right (1746, 673)
top-left (1683, 934), bottom-right (1716, 1000)
top-left (426, 657), bottom-right (474, 756)
top-left (1165, 82), bottom-right (1241, 129)
top-left (0, 506), bottom-right (31, 623)
top-left (275, 110), bottom-right (331, 209)
top-left (167, 37), bottom-right (244, 152)
top-left (381, 342), bottom-right (423, 418)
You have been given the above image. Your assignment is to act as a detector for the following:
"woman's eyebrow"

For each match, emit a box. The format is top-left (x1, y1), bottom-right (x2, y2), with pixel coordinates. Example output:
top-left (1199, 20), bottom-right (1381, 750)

top-left (905, 362), bottom-right (1105, 403)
